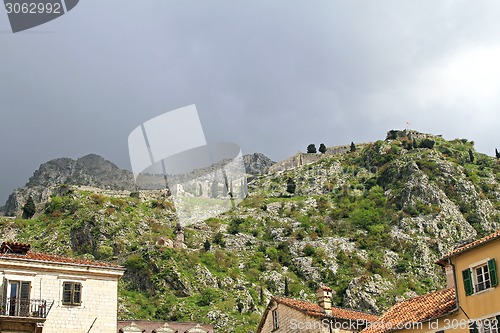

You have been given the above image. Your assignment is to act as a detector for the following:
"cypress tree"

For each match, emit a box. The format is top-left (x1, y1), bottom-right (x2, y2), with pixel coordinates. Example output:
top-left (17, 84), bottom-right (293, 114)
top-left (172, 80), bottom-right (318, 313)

top-left (319, 143), bottom-right (327, 154)
top-left (22, 196), bottom-right (36, 219)
top-left (496, 148), bottom-right (500, 159)
top-left (350, 142), bottom-right (356, 152)
top-left (211, 180), bottom-right (219, 198)
top-left (469, 149), bottom-right (475, 163)
top-left (203, 239), bottom-right (211, 252)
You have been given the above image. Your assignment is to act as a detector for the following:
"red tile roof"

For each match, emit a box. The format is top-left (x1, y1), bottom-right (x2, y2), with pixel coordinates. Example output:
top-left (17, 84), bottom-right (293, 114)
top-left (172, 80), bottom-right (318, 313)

top-left (0, 251), bottom-right (122, 268)
top-left (361, 288), bottom-right (457, 333)
top-left (274, 297), bottom-right (379, 322)
top-left (437, 229), bottom-right (500, 265)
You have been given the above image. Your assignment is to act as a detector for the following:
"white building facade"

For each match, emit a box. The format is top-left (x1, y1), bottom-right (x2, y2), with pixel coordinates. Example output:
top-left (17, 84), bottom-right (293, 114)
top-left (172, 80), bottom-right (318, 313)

top-left (0, 242), bottom-right (125, 333)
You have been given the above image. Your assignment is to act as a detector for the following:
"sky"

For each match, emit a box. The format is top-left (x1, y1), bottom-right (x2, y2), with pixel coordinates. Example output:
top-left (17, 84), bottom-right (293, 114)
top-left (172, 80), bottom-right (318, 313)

top-left (1, 1), bottom-right (500, 205)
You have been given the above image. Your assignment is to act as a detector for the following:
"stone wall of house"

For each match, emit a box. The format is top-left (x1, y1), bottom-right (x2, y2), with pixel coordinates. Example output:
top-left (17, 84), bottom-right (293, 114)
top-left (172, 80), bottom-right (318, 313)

top-left (259, 302), bottom-right (330, 333)
top-left (0, 260), bottom-right (123, 333)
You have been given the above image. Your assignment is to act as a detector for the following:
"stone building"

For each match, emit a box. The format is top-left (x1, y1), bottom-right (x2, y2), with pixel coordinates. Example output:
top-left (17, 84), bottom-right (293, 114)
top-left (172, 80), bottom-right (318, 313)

top-left (0, 242), bottom-right (125, 333)
top-left (256, 286), bottom-right (378, 333)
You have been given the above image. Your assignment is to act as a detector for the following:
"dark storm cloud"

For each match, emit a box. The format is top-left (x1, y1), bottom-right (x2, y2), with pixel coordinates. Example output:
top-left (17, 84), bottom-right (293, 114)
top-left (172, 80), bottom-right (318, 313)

top-left (1, 0), bottom-right (500, 205)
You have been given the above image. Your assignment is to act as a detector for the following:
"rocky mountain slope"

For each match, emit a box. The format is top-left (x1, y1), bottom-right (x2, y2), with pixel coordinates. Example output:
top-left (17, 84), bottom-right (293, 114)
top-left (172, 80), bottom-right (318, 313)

top-left (1, 130), bottom-right (499, 332)
top-left (3, 153), bottom-right (274, 217)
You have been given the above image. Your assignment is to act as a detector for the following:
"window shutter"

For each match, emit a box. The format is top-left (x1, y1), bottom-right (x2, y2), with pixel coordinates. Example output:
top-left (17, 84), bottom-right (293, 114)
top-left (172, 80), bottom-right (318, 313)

top-left (469, 321), bottom-right (479, 333)
top-left (488, 259), bottom-right (498, 287)
top-left (73, 283), bottom-right (81, 304)
top-left (463, 268), bottom-right (474, 296)
top-left (19, 282), bottom-right (30, 317)
top-left (1, 278), bottom-right (7, 313)
top-left (63, 282), bottom-right (72, 304)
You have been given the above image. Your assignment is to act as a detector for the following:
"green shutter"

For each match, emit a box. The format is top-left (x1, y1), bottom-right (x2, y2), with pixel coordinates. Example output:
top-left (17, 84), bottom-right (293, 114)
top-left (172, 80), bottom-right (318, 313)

top-left (463, 268), bottom-right (474, 296)
top-left (488, 259), bottom-right (498, 287)
top-left (469, 321), bottom-right (479, 333)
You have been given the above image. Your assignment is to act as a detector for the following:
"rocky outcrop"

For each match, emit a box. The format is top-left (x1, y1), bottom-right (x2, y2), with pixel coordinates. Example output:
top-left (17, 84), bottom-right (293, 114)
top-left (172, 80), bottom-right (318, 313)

top-left (243, 153), bottom-right (275, 175)
top-left (343, 274), bottom-right (393, 314)
top-left (4, 153), bottom-right (275, 217)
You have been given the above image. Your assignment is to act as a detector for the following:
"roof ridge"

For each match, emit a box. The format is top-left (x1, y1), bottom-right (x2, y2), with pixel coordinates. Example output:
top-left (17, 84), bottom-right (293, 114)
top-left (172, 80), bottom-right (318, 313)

top-left (274, 296), bottom-right (378, 318)
top-left (1, 250), bottom-right (123, 268)
top-left (438, 229), bottom-right (500, 263)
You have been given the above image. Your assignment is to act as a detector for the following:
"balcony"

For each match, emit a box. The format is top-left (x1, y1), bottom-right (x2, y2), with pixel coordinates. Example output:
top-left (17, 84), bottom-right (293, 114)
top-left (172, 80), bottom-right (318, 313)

top-left (0, 298), bottom-right (54, 319)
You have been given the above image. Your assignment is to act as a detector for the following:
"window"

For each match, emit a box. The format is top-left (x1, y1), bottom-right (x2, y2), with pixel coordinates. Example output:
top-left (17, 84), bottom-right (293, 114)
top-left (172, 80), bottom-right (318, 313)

top-left (62, 282), bottom-right (82, 305)
top-left (481, 317), bottom-right (499, 333)
top-left (476, 265), bottom-right (491, 292)
top-left (463, 259), bottom-right (498, 296)
top-left (272, 309), bottom-right (279, 330)
top-left (3, 280), bottom-right (31, 317)
top-left (469, 316), bottom-right (500, 333)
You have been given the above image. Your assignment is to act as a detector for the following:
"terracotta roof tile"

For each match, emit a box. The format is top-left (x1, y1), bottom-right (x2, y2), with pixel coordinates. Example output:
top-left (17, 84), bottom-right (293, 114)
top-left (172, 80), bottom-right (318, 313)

top-left (361, 288), bottom-right (457, 333)
top-left (0, 251), bottom-right (122, 268)
top-left (274, 297), bottom-right (378, 322)
top-left (437, 229), bottom-right (500, 265)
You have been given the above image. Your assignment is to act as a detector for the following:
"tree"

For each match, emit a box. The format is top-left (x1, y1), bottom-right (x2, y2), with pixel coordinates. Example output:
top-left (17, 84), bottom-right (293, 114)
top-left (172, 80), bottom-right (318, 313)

top-left (203, 240), bottom-right (211, 252)
top-left (350, 142), bottom-right (356, 152)
top-left (22, 196), bottom-right (36, 219)
top-left (284, 277), bottom-right (290, 296)
top-left (210, 180), bottom-right (219, 198)
top-left (319, 143), bottom-right (327, 154)
top-left (496, 148), bottom-right (500, 159)
top-left (468, 149), bottom-right (475, 163)
top-left (286, 178), bottom-right (296, 194)
top-left (214, 232), bottom-right (225, 247)
top-left (307, 144), bottom-right (317, 154)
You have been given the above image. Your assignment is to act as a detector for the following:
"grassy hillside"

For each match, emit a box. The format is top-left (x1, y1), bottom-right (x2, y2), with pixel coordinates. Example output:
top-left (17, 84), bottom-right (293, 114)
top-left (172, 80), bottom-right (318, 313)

top-left (1, 130), bottom-right (499, 332)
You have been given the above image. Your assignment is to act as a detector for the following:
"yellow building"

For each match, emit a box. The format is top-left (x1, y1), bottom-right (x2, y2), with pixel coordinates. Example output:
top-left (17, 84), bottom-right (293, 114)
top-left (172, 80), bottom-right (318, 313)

top-left (362, 229), bottom-right (500, 333)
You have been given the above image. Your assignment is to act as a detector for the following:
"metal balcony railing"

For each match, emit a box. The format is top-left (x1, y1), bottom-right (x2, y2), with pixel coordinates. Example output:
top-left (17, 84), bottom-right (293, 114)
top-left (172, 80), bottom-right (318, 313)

top-left (0, 298), bottom-right (54, 318)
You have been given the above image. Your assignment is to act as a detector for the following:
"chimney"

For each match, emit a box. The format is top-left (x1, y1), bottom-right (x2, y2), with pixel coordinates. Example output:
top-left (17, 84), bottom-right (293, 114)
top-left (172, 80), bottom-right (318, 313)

top-left (444, 264), bottom-right (456, 289)
top-left (317, 286), bottom-right (333, 315)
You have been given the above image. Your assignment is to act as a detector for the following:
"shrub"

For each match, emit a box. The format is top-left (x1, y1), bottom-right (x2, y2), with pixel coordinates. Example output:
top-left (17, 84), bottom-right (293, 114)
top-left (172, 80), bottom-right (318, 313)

top-left (303, 244), bottom-right (316, 256)
top-left (198, 288), bottom-right (220, 306)
top-left (98, 245), bottom-right (114, 259)
top-left (419, 139), bottom-right (435, 149)
top-left (265, 247), bottom-right (278, 261)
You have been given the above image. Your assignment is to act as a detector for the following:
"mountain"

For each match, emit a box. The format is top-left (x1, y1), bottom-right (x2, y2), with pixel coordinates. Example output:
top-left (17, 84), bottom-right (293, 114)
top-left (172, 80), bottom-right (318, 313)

top-left (0, 130), bottom-right (498, 332)
top-left (3, 154), bottom-right (136, 217)
top-left (3, 153), bottom-right (274, 217)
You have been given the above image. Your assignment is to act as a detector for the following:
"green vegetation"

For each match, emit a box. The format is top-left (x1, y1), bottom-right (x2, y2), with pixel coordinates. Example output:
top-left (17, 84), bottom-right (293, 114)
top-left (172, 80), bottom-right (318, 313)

top-left (22, 196), bottom-right (36, 219)
top-left (1, 130), bottom-right (499, 332)
top-left (307, 144), bottom-right (317, 154)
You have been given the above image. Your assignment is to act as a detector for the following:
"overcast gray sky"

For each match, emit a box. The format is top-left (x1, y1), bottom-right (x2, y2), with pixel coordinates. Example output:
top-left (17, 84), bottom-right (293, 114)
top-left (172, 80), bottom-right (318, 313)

top-left (1, 1), bottom-right (500, 205)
